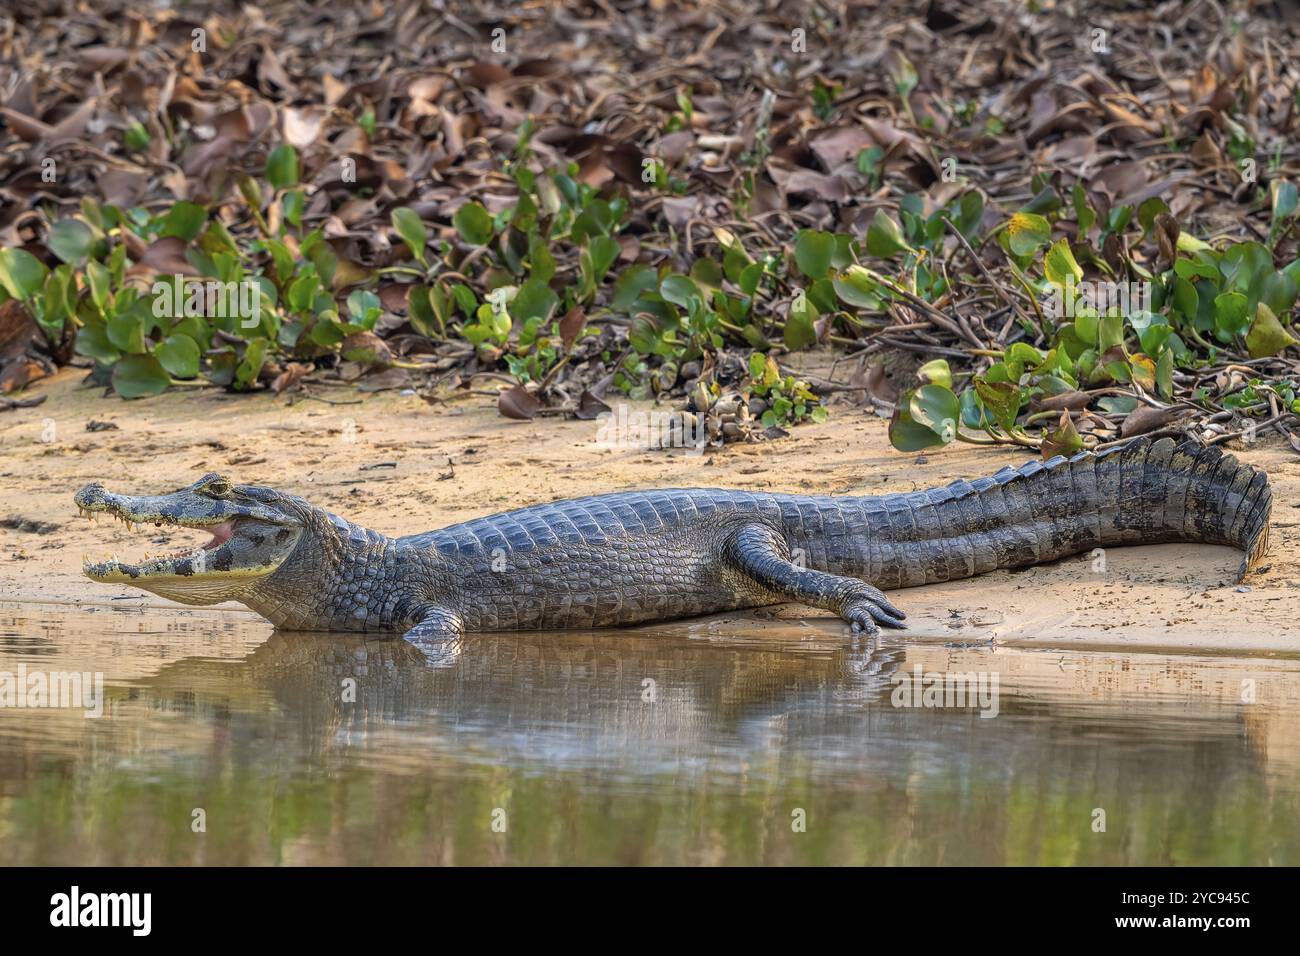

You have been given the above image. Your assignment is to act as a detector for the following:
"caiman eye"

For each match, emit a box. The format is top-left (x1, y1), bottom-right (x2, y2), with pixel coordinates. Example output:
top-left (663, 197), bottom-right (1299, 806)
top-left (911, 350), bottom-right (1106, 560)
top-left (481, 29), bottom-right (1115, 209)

top-left (203, 478), bottom-right (232, 497)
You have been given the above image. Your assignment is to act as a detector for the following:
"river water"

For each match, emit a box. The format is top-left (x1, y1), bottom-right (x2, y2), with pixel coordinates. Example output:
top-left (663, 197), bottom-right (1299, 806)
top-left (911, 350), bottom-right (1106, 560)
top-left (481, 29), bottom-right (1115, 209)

top-left (1, 601), bottom-right (1298, 865)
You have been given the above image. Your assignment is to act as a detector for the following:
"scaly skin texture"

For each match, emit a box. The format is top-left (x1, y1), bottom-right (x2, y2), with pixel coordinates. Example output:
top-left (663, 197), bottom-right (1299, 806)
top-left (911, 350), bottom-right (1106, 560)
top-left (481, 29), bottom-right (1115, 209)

top-left (75, 437), bottom-right (1271, 653)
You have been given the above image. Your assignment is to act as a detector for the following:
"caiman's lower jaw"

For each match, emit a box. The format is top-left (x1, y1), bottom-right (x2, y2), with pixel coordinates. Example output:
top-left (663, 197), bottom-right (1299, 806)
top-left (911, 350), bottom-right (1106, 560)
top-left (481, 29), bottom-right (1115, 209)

top-left (79, 508), bottom-right (291, 605)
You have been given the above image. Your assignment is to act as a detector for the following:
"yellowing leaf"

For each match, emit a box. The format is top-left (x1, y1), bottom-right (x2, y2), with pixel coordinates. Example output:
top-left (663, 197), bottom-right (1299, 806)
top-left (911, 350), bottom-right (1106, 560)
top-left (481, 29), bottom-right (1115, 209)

top-left (1245, 303), bottom-right (1299, 358)
top-left (1043, 238), bottom-right (1083, 289)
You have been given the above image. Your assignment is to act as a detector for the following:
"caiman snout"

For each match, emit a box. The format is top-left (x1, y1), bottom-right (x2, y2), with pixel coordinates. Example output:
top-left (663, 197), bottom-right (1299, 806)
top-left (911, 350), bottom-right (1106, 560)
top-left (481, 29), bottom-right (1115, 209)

top-left (74, 482), bottom-right (121, 514)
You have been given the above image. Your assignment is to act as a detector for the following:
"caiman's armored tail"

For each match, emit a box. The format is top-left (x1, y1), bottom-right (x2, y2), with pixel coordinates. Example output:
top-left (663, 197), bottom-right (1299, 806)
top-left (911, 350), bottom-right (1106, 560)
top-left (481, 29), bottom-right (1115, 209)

top-left (870, 435), bottom-right (1272, 588)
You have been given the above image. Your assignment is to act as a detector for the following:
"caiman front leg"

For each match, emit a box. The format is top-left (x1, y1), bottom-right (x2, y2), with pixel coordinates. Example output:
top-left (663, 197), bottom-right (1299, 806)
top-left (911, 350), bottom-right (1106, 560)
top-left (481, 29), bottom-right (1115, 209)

top-left (726, 524), bottom-right (907, 635)
top-left (401, 605), bottom-right (464, 666)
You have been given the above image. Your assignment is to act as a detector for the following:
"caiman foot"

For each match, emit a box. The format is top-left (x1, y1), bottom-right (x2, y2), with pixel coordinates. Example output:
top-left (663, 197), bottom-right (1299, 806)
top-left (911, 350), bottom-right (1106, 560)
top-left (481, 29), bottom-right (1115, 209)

top-left (401, 605), bottom-right (464, 666)
top-left (726, 524), bottom-right (907, 637)
top-left (840, 584), bottom-right (907, 635)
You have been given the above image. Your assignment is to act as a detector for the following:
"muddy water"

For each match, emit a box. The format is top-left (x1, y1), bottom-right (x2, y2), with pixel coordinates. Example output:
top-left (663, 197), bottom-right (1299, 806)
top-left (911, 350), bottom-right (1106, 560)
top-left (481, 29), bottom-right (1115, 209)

top-left (1, 601), bottom-right (1298, 865)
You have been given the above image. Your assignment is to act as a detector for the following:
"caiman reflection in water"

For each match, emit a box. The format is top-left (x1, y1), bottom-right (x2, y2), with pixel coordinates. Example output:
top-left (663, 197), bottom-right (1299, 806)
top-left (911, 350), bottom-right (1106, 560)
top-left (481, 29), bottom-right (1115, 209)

top-left (1, 609), bottom-right (1298, 865)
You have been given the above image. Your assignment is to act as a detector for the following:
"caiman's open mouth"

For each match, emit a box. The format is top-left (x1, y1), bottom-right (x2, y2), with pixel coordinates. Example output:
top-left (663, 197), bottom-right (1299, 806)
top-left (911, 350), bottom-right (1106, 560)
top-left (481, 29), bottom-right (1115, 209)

top-left (74, 477), bottom-right (304, 604)
top-left (77, 506), bottom-right (242, 580)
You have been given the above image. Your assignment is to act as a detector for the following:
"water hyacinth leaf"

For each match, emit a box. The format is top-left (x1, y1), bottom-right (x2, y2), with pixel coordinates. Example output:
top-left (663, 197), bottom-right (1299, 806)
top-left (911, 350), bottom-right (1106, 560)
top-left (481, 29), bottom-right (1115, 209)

top-left (75, 310), bottom-right (120, 364)
top-left (1173, 256), bottom-right (1218, 282)
top-left (1004, 212), bottom-right (1051, 256)
top-left (265, 144), bottom-right (300, 190)
top-left (407, 284), bottom-right (441, 338)
top-left (983, 361), bottom-right (1011, 384)
top-left (1174, 231), bottom-right (1212, 254)
top-left (960, 388), bottom-right (993, 429)
top-left (917, 358), bottom-right (952, 389)
top-left (1256, 269), bottom-right (1298, 318)
top-left (1128, 354), bottom-right (1156, 391)
top-left (513, 278), bottom-right (559, 323)
top-left (628, 316), bottom-right (665, 356)
top-left (1105, 205), bottom-right (1133, 235)
top-left (956, 190), bottom-right (984, 237)
top-left (1271, 180), bottom-right (1298, 224)
top-left (39, 265), bottom-right (73, 335)
top-left (738, 261), bottom-right (765, 296)
top-left (558, 307), bottom-right (588, 351)
top-left (784, 293), bottom-right (817, 350)
top-left (720, 231), bottom-right (753, 283)
top-left (740, 324), bottom-right (770, 349)
top-left (306, 242), bottom-right (337, 289)
top-left (1104, 359), bottom-right (1131, 384)
top-left (453, 201), bottom-right (494, 246)
top-left (171, 314), bottom-right (211, 350)
top-left (111, 354), bottom-right (170, 398)
top-left (1073, 311), bottom-right (1100, 347)
top-left (235, 338), bottom-right (269, 390)
top-left (527, 233), bottom-right (556, 284)
top-left (1098, 313), bottom-right (1125, 353)
top-left (1043, 238), bottom-right (1083, 291)
top-left (1171, 276), bottom-right (1199, 320)
top-left (341, 331), bottom-right (392, 365)
top-left (889, 401), bottom-right (948, 452)
top-left (159, 201), bottom-right (208, 241)
top-left (0, 248), bottom-right (48, 299)
top-left (833, 266), bottom-right (882, 309)
top-left (1245, 303), bottom-right (1299, 358)
top-left (123, 122), bottom-right (150, 151)
top-left (48, 220), bottom-right (95, 264)
top-left (750, 352), bottom-right (780, 387)
top-left (1220, 242), bottom-right (1272, 294)
top-left (865, 210), bottom-right (909, 258)
top-left (107, 305), bottom-right (148, 354)
top-left (1137, 197), bottom-right (1171, 235)
top-left (498, 384), bottom-right (542, 420)
top-left (1005, 342), bottom-right (1043, 377)
top-left (1156, 347), bottom-right (1174, 399)
top-left (1213, 291), bottom-right (1251, 341)
top-left (1073, 184), bottom-right (1096, 235)
top-left (612, 264), bottom-right (659, 310)
top-left (1022, 186), bottom-right (1063, 216)
top-left (974, 379), bottom-right (1021, 430)
top-left (794, 229), bottom-right (835, 279)
top-left (583, 235), bottom-right (621, 290)
top-left (450, 284), bottom-right (477, 317)
top-left (909, 384), bottom-right (959, 443)
top-left (857, 145), bottom-right (884, 181)
top-left (660, 274), bottom-right (704, 310)
top-left (1136, 320), bottom-right (1173, 356)
top-left (808, 277), bottom-right (837, 314)
top-left (282, 189), bottom-right (305, 228)
top-left (391, 207), bottom-right (428, 266)
top-left (155, 334), bottom-right (201, 378)
top-left (346, 289), bottom-right (381, 328)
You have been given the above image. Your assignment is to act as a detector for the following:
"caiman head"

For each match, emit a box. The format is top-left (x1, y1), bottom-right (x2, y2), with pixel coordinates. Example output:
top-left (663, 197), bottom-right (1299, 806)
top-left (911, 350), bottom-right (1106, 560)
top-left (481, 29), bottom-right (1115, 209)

top-left (74, 473), bottom-right (310, 606)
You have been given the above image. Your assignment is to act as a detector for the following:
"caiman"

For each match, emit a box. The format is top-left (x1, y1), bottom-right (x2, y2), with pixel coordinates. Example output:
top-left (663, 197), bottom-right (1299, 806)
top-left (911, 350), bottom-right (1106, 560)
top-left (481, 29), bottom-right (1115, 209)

top-left (74, 436), bottom-right (1271, 652)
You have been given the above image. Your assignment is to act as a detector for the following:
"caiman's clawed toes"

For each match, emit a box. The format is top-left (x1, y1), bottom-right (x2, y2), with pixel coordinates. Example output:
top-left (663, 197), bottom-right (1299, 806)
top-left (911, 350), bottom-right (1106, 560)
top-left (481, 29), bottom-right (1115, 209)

top-left (842, 585), bottom-right (907, 636)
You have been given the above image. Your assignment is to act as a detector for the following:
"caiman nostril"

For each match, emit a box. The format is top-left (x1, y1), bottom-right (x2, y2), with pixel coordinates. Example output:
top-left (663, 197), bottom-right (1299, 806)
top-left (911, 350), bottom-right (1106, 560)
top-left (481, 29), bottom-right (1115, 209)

top-left (73, 484), bottom-right (104, 508)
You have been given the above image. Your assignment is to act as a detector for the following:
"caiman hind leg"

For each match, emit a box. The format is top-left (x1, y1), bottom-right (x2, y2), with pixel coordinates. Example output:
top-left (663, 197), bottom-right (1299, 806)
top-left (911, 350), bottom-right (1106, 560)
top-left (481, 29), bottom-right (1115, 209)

top-left (726, 524), bottom-right (907, 635)
top-left (401, 605), bottom-right (464, 666)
